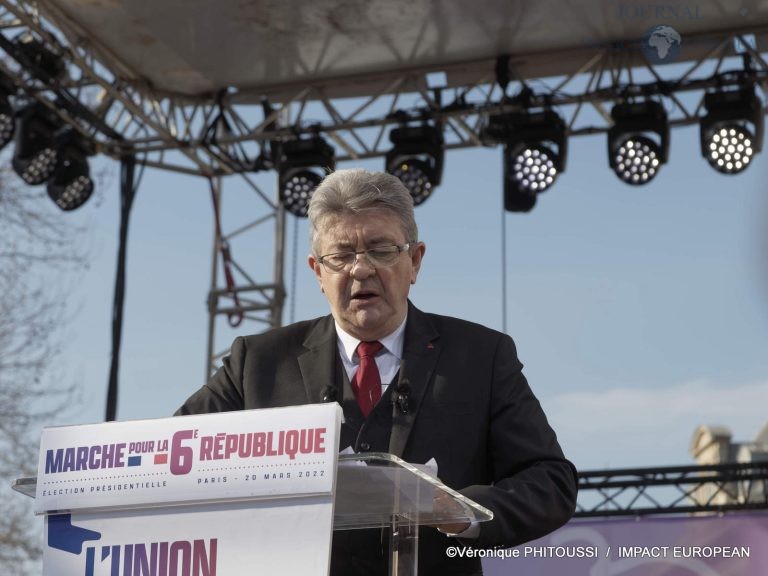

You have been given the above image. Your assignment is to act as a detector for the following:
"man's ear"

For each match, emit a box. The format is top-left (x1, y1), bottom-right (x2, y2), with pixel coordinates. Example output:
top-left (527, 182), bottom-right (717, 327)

top-left (410, 242), bottom-right (426, 284)
top-left (308, 255), bottom-right (324, 291)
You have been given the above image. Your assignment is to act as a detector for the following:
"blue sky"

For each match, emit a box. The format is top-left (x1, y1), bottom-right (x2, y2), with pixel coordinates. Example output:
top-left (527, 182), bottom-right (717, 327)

top-left (46, 114), bottom-right (768, 473)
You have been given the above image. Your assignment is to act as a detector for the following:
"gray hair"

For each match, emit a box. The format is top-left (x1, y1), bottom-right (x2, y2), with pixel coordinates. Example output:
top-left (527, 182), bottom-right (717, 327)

top-left (307, 168), bottom-right (418, 253)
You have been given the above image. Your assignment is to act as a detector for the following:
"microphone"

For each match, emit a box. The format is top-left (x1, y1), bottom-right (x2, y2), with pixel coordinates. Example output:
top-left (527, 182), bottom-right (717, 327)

top-left (392, 360), bottom-right (410, 415)
top-left (321, 385), bottom-right (338, 403)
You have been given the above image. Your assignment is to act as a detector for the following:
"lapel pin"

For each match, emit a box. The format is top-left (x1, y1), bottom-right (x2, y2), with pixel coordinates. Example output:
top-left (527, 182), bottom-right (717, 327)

top-left (427, 343), bottom-right (434, 349)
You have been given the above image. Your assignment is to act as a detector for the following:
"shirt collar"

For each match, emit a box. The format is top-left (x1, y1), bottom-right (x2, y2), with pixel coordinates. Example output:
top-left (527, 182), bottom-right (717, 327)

top-left (335, 315), bottom-right (407, 364)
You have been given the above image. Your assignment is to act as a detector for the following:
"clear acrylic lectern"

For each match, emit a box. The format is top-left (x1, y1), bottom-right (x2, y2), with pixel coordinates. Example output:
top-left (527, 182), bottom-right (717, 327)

top-left (15, 452), bottom-right (492, 576)
top-left (335, 452), bottom-right (493, 575)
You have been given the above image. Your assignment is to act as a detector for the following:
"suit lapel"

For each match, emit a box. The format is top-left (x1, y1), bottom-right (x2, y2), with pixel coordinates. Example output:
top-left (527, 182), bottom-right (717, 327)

top-left (298, 315), bottom-right (338, 403)
top-left (388, 302), bottom-right (440, 457)
top-left (298, 306), bottom-right (440, 457)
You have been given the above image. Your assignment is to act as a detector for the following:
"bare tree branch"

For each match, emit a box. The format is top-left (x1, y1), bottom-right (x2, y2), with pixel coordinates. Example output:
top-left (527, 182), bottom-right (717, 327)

top-left (0, 163), bottom-right (86, 573)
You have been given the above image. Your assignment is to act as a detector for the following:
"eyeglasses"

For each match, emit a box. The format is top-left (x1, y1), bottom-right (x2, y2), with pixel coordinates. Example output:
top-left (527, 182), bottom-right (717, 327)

top-left (317, 243), bottom-right (412, 274)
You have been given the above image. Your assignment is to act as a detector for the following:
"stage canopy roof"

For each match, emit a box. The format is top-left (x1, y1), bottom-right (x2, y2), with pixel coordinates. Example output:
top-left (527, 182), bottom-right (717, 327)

top-left (41, 0), bottom-right (768, 101)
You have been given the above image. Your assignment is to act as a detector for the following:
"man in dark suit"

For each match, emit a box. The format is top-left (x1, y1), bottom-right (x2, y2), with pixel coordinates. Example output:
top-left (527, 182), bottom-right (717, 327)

top-left (177, 168), bottom-right (577, 575)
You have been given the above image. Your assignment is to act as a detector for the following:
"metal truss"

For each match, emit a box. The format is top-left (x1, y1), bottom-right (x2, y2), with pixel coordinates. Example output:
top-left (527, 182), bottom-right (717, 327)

top-left (2, 2), bottom-right (768, 175)
top-left (575, 462), bottom-right (768, 518)
top-left (203, 174), bottom-right (287, 379)
top-left (3, 0), bottom-right (768, 376)
top-left (0, 0), bottom-right (289, 374)
top-left (0, 0), bottom-right (229, 176)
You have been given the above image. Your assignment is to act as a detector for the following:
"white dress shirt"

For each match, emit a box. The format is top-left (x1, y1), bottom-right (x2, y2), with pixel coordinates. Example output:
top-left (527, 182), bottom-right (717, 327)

top-left (335, 315), bottom-right (407, 390)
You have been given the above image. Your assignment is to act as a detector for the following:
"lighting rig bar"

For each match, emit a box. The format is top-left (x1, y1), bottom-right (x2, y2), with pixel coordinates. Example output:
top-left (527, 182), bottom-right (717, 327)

top-left (1, 0), bottom-right (767, 179)
top-left (576, 461), bottom-right (768, 518)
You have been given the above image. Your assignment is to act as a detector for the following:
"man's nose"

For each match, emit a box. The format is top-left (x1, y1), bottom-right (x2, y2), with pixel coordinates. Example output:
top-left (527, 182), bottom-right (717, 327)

top-left (349, 254), bottom-right (375, 278)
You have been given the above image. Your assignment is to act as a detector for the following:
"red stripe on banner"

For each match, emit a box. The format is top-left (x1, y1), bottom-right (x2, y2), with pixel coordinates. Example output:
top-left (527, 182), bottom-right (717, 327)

top-left (154, 453), bottom-right (168, 464)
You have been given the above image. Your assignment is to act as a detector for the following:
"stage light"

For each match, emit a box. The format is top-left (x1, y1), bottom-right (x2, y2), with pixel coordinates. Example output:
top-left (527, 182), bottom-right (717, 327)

top-left (482, 109), bottom-right (567, 212)
top-left (502, 153), bottom-right (537, 212)
top-left (278, 136), bottom-right (335, 217)
top-left (47, 129), bottom-right (94, 211)
top-left (608, 100), bottom-right (669, 186)
top-left (700, 87), bottom-right (763, 175)
top-left (0, 77), bottom-right (15, 150)
top-left (608, 101), bottom-right (669, 186)
top-left (12, 103), bottom-right (59, 185)
top-left (507, 144), bottom-right (559, 194)
top-left (12, 34), bottom-right (66, 82)
top-left (0, 103), bottom-right (13, 150)
top-left (386, 124), bottom-right (444, 206)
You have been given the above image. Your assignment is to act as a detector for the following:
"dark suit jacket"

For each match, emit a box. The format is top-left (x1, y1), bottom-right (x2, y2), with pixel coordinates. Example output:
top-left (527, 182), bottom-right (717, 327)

top-left (177, 302), bottom-right (577, 575)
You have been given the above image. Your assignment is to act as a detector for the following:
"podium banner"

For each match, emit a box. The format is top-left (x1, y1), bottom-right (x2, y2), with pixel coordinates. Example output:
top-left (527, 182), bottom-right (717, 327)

top-left (44, 497), bottom-right (335, 576)
top-left (39, 404), bottom-right (342, 576)
top-left (36, 404), bottom-right (340, 514)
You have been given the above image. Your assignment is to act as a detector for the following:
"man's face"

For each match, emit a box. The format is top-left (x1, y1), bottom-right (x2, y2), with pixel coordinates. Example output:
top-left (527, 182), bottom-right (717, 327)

top-left (308, 209), bottom-right (425, 341)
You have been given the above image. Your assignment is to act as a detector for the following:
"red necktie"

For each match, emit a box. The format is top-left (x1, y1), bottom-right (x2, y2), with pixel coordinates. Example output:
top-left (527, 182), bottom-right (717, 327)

top-left (352, 341), bottom-right (384, 417)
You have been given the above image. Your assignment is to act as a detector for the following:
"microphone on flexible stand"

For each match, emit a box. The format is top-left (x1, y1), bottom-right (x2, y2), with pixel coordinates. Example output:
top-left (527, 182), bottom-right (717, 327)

top-left (392, 360), bottom-right (410, 415)
top-left (321, 385), bottom-right (338, 403)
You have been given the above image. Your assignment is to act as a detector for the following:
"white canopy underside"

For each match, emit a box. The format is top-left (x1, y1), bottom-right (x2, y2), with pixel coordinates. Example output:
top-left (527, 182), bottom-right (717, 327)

top-left (41, 0), bottom-right (768, 101)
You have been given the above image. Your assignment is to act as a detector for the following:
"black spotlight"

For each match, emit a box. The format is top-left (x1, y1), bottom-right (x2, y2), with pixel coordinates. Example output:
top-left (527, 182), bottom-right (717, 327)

top-left (608, 101), bottom-right (669, 186)
top-left (385, 124), bottom-right (444, 206)
top-left (700, 87), bottom-right (763, 175)
top-left (278, 136), bottom-right (335, 217)
top-left (12, 34), bottom-right (66, 82)
top-left (482, 110), bottom-right (567, 212)
top-left (12, 103), bottom-right (59, 185)
top-left (0, 76), bottom-right (15, 150)
top-left (47, 129), bottom-right (94, 211)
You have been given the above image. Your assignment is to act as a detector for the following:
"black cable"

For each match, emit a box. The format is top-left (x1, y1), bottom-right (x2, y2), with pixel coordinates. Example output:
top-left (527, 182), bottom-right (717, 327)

top-left (105, 155), bottom-right (137, 421)
top-left (501, 203), bottom-right (508, 335)
top-left (289, 214), bottom-right (299, 324)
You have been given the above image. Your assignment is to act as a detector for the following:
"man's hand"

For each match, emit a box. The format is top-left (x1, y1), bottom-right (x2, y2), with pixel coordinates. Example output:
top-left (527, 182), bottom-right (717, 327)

top-left (432, 490), bottom-right (471, 536)
top-left (435, 520), bottom-right (471, 536)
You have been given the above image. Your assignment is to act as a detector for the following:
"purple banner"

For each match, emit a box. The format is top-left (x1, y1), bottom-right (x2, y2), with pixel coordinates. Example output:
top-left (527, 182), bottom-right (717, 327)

top-left (482, 512), bottom-right (768, 575)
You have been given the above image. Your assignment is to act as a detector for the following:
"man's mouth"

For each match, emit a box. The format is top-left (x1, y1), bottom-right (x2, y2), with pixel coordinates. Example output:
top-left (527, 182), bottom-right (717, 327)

top-left (351, 291), bottom-right (378, 301)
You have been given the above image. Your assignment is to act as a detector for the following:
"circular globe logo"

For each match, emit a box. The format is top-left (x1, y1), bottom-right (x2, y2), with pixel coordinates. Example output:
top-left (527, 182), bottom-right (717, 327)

top-left (641, 25), bottom-right (682, 64)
